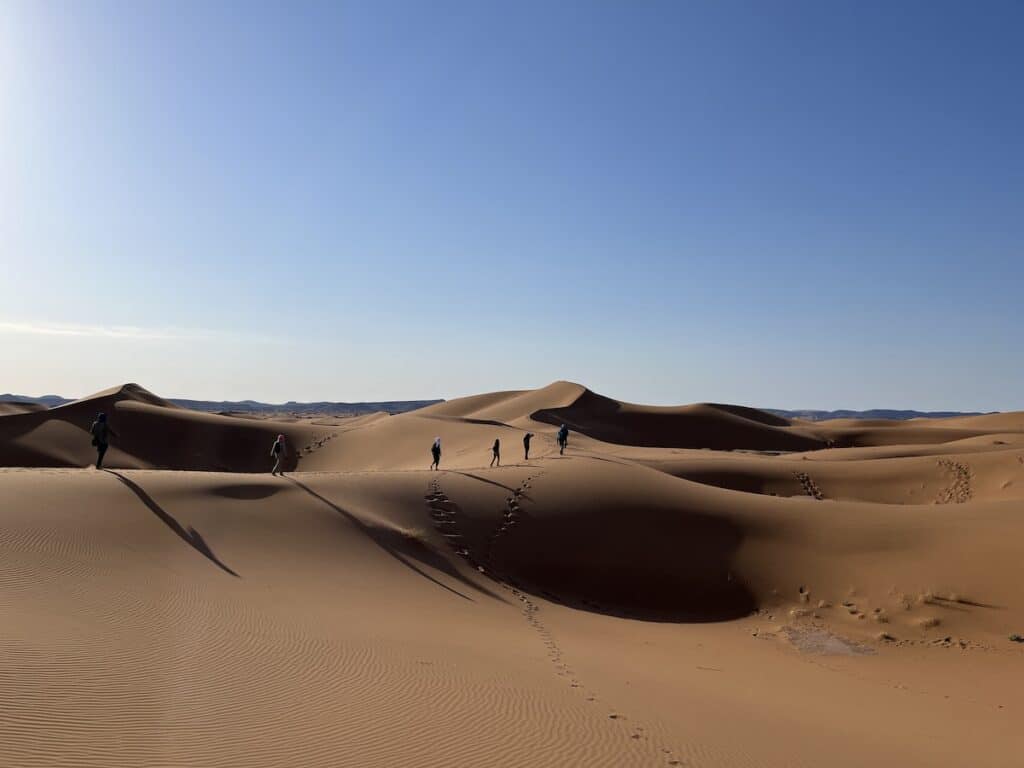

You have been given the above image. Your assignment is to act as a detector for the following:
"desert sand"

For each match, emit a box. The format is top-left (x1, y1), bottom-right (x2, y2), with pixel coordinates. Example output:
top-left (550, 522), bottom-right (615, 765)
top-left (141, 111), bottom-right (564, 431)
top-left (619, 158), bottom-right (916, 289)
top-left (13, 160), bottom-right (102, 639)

top-left (1, 381), bottom-right (1022, 766)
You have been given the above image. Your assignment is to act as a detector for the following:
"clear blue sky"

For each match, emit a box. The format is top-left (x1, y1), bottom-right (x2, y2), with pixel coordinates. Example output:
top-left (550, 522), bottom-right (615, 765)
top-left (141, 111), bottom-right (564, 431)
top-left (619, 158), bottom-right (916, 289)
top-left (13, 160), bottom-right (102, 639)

top-left (2, 1), bottom-right (1021, 409)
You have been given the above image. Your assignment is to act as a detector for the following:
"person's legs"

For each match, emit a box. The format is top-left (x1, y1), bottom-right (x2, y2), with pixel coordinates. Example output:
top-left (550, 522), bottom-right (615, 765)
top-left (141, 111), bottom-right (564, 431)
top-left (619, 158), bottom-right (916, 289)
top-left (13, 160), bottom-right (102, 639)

top-left (272, 453), bottom-right (281, 475)
top-left (96, 443), bottom-right (107, 469)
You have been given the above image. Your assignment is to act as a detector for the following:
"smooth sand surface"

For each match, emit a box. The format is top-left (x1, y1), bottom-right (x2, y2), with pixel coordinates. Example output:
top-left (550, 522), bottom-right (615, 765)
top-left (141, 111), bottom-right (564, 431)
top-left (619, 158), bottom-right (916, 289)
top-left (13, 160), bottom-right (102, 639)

top-left (1, 382), bottom-right (1023, 766)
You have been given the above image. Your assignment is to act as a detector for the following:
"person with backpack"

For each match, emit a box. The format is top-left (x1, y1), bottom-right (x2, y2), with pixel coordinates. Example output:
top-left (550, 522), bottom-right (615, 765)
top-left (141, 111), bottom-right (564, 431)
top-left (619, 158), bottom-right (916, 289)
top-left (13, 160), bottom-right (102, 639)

top-left (430, 437), bottom-right (442, 470)
top-left (89, 412), bottom-right (118, 469)
top-left (557, 424), bottom-right (569, 455)
top-left (523, 432), bottom-right (534, 461)
top-left (270, 434), bottom-right (288, 475)
top-left (490, 438), bottom-right (501, 467)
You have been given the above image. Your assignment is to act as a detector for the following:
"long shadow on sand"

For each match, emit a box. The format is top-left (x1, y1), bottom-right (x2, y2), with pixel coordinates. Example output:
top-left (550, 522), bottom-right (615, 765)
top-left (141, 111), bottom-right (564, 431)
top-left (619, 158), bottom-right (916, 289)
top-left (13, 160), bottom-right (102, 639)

top-left (286, 477), bottom-right (505, 604)
top-left (104, 470), bottom-right (239, 578)
top-left (488, 504), bottom-right (758, 623)
top-left (446, 471), bottom-right (530, 499)
top-left (420, 414), bottom-right (516, 429)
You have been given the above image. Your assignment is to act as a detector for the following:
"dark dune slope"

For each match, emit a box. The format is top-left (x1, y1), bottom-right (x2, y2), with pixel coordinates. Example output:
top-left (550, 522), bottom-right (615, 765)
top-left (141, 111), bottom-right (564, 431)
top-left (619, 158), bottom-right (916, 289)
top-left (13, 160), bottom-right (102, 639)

top-left (531, 387), bottom-right (825, 452)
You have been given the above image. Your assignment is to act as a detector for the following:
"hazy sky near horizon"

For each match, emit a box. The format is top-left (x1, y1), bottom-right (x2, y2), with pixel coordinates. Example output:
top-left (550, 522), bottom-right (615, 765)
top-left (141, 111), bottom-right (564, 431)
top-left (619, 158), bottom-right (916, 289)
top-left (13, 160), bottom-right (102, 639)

top-left (2, 1), bottom-right (1021, 410)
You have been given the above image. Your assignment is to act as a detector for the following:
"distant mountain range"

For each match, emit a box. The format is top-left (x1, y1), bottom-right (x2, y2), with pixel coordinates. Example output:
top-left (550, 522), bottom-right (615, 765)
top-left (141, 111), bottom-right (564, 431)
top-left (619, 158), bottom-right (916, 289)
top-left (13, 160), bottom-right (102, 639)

top-left (0, 394), bottom-right (443, 417)
top-left (0, 393), bottom-right (991, 421)
top-left (764, 408), bottom-right (988, 421)
top-left (0, 394), bottom-right (71, 408)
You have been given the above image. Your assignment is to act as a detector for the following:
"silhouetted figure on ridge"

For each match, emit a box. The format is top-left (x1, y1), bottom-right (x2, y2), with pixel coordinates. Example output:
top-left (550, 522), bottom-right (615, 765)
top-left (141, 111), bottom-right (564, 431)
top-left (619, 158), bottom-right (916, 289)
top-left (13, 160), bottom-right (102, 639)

top-left (89, 412), bottom-right (118, 469)
top-left (430, 437), bottom-right (442, 470)
top-left (270, 434), bottom-right (288, 475)
top-left (490, 438), bottom-right (501, 467)
top-left (557, 424), bottom-right (569, 455)
top-left (523, 432), bottom-right (534, 461)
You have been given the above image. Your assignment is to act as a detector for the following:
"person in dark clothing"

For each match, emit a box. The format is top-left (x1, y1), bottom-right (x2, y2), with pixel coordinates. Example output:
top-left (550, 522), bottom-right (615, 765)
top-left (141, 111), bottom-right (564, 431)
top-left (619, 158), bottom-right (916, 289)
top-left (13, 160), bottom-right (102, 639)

top-left (89, 412), bottom-right (118, 469)
top-left (430, 437), bottom-right (442, 470)
top-left (490, 438), bottom-right (501, 467)
top-left (523, 432), bottom-right (534, 461)
top-left (270, 434), bottom-right (287, 475)
top-left (557, 424), bottom-right (569, 455)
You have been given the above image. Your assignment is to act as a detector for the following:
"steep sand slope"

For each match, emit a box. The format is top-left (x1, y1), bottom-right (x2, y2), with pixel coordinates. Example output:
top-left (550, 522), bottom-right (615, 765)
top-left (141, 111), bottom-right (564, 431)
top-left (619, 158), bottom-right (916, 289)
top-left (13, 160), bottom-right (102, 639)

top-left (0, 402), bottom-right (48, 416)
top-left (0, 384), bottom-right (331, 471)
top-left (530, 387), bottom-right (827, 451)
top-left (417, 381), bottom-right (586, 425)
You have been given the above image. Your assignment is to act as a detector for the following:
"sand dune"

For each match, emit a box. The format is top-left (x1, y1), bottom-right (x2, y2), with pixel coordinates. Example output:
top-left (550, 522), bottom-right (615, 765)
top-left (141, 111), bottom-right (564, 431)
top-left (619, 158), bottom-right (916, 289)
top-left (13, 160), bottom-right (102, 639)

top-left (0, 383), bottom-right (328, 472)
top-left (0, 401), bottom-right (48, 416)
top-left (529, 385), bottom-right (827, 451)
top-left (1, 382), bottom-right (1022, 766)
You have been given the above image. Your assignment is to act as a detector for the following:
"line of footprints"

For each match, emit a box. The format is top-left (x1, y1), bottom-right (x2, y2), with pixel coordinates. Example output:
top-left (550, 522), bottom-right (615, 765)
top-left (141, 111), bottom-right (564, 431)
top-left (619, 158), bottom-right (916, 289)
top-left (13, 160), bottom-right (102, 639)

top-left (794, 471), bottom-right (824, 500)
top-left (424, 475), bottom-right (686, 766)
top-left (425, 482), bottom-right (475, 566)
top-left (482, 477), bottom-right (532, 563)
top-left (296, 431), bottom-right (340, 461)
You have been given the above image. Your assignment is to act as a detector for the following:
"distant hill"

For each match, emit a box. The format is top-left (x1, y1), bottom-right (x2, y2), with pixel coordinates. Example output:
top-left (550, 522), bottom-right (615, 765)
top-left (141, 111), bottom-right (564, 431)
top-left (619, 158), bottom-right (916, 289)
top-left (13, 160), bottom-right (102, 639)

top-left (0, 394), bottom-right (442, 416)
top-left (0, 394), bottom-right (70, 408)
top-left (1, 393), bottom-right (991, 422)
top-left (171, 398), bottom-right (443, 416)
top-left (765, 408), bottom-right (989, 421)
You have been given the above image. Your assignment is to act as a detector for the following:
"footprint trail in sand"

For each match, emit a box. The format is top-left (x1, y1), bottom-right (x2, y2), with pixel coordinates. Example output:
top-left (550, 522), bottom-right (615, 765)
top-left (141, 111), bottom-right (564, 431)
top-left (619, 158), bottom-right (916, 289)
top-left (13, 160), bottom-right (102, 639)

top-left (425, 473), bottom-right (687, 766)
top-left (795, 471), bottom-right (824, 500)
top-left (935, 459), bottom-right (972, 504)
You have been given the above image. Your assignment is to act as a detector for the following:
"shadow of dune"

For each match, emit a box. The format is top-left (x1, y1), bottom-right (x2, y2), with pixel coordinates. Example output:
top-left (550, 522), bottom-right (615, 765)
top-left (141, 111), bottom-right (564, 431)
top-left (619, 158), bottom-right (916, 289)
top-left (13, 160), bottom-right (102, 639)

top-left (211, 483), bottom-right (282, 500)
top-left (286, 477), bottom-right (504, 603)
top-left (530, 388), bottom-right (826, 452)
top-left (104, 470), bottom-right (239, 578)
top-left (573, 453), bottom-right (634, 467)
top-left (420, 414), bottom-right (516, 429)
top-left (488, 504), bottom-right (756, 623)
top-left (446, 471), bottom-right (528, 497)
top-left (933, 596), bottom-right (1005, 610)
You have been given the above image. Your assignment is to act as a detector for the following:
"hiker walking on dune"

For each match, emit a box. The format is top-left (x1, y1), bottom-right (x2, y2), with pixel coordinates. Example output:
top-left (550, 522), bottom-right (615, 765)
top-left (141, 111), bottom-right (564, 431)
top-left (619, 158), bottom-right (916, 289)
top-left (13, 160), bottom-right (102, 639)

top-left (430, 437), bottom-right (442, 470)
top-left (89, 412), bottom-right (118, 469)
top-left (557, 424), bottom-right (569, 455)
top-left (523, 432), bottom-right (534, 461)
top-left (270, 434), bottom-right (288, 475)
top-left (490, 438), bottom-right (501, 467)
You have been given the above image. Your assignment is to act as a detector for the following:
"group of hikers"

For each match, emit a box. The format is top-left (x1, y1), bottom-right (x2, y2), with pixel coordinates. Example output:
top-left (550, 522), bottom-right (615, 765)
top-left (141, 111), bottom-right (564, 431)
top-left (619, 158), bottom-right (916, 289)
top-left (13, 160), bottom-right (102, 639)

top-left (430, 423), bottom-right (570, 471)
top-left (88, 412), bottom-right (572, 474)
